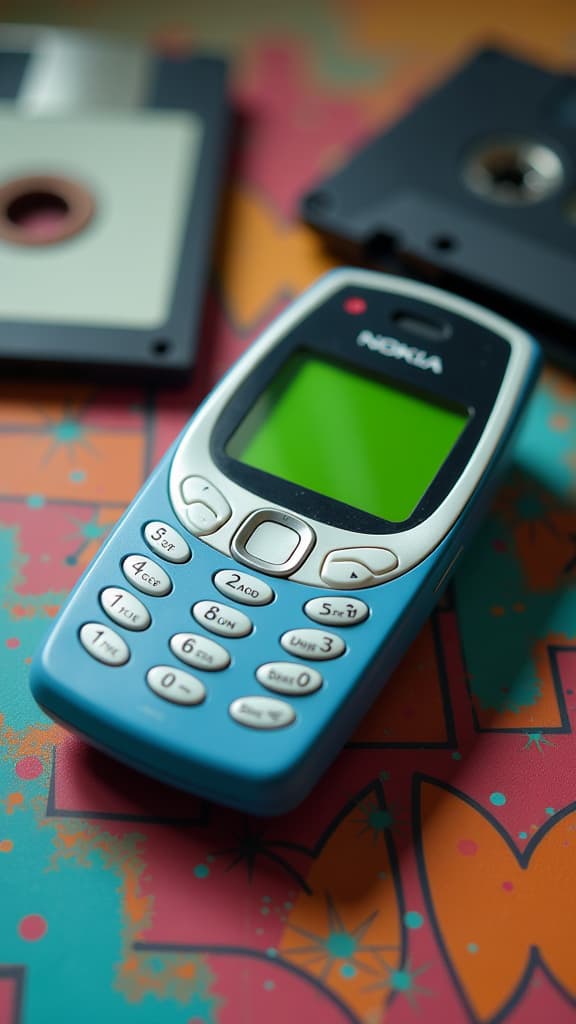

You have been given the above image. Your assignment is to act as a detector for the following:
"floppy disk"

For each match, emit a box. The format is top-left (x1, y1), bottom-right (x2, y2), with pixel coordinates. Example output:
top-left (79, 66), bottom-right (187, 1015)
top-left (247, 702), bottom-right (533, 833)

top-left (0, 26), bottom-right (228, 379)
top-left (301, 47), bottom-right (576, 368)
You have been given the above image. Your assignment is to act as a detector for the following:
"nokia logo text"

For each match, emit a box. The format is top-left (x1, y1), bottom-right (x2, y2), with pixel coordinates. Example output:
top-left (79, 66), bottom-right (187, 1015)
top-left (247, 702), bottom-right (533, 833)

top-left (356, 329), bottom-right (443, 375)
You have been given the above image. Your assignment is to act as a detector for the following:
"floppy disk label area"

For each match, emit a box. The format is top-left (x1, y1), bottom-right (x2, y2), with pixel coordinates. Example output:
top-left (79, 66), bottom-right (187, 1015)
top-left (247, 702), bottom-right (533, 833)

top-left (0, 26), bottom-right (228, 378)
top-left (0, 110), bottom-right (201, 328)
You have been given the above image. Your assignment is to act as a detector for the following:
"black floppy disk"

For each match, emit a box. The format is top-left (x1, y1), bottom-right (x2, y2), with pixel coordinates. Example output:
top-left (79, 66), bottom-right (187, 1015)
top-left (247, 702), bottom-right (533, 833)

top-left (0, 26), bottom-right (228, 379)
top-left (301, 48), bottom-right (576, 368)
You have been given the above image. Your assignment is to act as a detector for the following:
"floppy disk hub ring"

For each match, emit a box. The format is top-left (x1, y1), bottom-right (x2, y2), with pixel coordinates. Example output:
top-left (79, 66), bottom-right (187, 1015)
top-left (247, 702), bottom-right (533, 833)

top-left (0, 174), bottom-right (95, 246)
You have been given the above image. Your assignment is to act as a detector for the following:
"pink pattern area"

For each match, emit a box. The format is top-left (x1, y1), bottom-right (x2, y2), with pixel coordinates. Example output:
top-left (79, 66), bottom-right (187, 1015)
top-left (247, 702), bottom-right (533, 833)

top-left (0, 969), bottom-right (23, 1023)
top-left (51, 737), bottom-right (204, 823)
top-left (0, 501), bottom-right (116, 596)
top-left (235, 42), bottom-right (373, 216)
top-left (208, 953), bottom-right (353, 1024)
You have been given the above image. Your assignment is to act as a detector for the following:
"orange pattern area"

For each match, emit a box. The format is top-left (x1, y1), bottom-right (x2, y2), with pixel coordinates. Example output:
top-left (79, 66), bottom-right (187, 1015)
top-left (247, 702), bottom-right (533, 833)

top-left (280, 785), bottom-right (402, 1022)
top-left (419, 779), bottom-right (576, 1022)
top-left (216, 187), bottom-right (337, 330)
top-left (0, 429), bottom-right (145, 505)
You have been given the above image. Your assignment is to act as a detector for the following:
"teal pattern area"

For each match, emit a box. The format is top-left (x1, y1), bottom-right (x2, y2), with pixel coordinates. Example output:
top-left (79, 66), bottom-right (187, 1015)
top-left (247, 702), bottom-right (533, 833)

top-left (0, 526), bottom-right (66, 736)
top-left (454, 375), bottom-right (575, 721)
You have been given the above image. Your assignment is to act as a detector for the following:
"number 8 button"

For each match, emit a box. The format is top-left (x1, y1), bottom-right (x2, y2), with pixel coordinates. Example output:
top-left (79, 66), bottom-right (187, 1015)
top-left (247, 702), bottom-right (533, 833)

top-left (192, 600), bottom-right (253, 638)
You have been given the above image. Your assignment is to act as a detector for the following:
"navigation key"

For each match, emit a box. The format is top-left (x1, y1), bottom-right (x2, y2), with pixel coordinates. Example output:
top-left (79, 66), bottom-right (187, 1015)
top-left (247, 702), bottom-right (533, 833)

top-left (320, 559), bottom-right (373, 587)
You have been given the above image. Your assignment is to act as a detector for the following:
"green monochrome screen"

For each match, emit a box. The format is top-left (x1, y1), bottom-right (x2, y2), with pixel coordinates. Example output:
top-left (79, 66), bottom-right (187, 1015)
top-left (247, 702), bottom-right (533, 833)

top-left (226, 353), bottom-right (468, 522)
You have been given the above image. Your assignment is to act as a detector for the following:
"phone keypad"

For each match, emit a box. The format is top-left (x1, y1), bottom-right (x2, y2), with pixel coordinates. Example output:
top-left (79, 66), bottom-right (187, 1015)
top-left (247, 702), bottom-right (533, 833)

top-left (280, 628), bottom-right (346, 661)
top-left (122, 555), bottom-right (172, 597)
top-left (144, 521), bottom-right (191, 564)
top-left (304, 596), bottom-right (368, 626)
top-left (256, 661), bottom-right (322, 696)
top-left (213, 569), bottom-right (274, 606)
top-left (147, 665), bottom-right (206, 706)
top-left (100, 587), bottom-right (151, 631)
top-left (192, 600), bottom-right (253, 638)
top-left (81, 530), bottom-right (373, 728)
top-left (169, 632), bottom-right (231, 671)
top-left (229, 696), bottom-right (295, 730)
top-left (80, 622), bottom-right (130, 666)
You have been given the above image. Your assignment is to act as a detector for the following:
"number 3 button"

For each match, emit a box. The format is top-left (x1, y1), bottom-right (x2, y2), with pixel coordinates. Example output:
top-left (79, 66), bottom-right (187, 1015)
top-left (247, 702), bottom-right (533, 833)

top-left (280, 628), bottom-right (345, 660)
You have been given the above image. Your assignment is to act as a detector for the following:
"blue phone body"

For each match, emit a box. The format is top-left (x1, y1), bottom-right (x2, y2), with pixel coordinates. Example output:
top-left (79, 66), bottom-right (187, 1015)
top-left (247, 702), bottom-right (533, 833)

top-left (30, 271), bottom-right (542, 815)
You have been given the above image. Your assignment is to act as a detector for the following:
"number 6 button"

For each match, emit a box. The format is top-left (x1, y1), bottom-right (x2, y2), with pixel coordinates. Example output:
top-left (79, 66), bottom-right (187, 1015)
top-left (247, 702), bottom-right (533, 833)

top-left (280, 628), bottom-right (345, 660)
top-left (169, 632), bottom-right (230, 671)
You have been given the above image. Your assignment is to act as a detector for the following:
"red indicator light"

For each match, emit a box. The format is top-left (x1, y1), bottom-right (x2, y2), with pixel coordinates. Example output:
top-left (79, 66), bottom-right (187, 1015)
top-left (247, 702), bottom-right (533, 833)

top-left (343, 296), bottom-right (367, 315)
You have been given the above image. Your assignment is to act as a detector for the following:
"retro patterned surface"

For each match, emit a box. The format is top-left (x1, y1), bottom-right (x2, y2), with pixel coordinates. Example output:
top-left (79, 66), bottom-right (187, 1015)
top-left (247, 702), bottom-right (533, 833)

top-left (0, 3), bottom-right (575, 1022)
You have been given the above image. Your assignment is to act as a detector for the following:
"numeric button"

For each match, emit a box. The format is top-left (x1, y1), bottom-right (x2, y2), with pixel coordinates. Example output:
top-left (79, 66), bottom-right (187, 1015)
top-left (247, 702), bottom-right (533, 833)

top-left (280, 628), bottom-right (345, 661)
top-left (122, 554), bottom-right (172, 596)
top-left (147, 666), bottom-right (205, 705)
top-left (144, 521), bottom-right (191, 563)
top-left (256, 662), bottom-right (322, 696)
top-left (230, 696), bottom-right (295, 730)
top-left (192, 600), bottom-right (252, 638)
top-left (100, 587), bottom-right (151, 631)
top-left (304, 597), bottom-right (368, 627)
top-left (169, 632), bottom-right (230, 671)
top-left (80, 622), bottom-right (130, 666)
top-left (213, 569), bottom-right (274, 606)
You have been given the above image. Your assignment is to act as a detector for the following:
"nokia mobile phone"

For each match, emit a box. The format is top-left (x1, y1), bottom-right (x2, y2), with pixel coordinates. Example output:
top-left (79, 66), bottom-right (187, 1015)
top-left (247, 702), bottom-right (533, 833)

top-left (30, 270), bottom-right (541, 814)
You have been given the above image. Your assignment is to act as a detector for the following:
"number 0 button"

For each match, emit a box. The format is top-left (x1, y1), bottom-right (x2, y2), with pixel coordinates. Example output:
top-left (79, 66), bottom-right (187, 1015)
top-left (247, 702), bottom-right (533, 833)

top-left (147, 665), bottom-right (205, 705)
top-left (192, 601), bottom-right (253, 638)
top-left (122, 554), bottom-right (172, 596)
top-left (256, 661), bottom-right (323, 696)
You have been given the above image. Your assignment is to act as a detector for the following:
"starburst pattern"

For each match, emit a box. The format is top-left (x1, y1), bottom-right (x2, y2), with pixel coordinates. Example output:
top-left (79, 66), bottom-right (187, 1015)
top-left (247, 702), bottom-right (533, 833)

top-left (64, 510), bottom-right (112, 566)
top-left (351, 794), bottom-right (396, 843)
top-left (282, 893), bottom-right (398, 982)
top-left (523, 732), bottom-right (554, 753)
top-left (211, 821), bottom-right (309, 889)
top-left (40, 408), bottom-right (98, 466)
top-left (364, 954), bottom-right (431, 1007)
